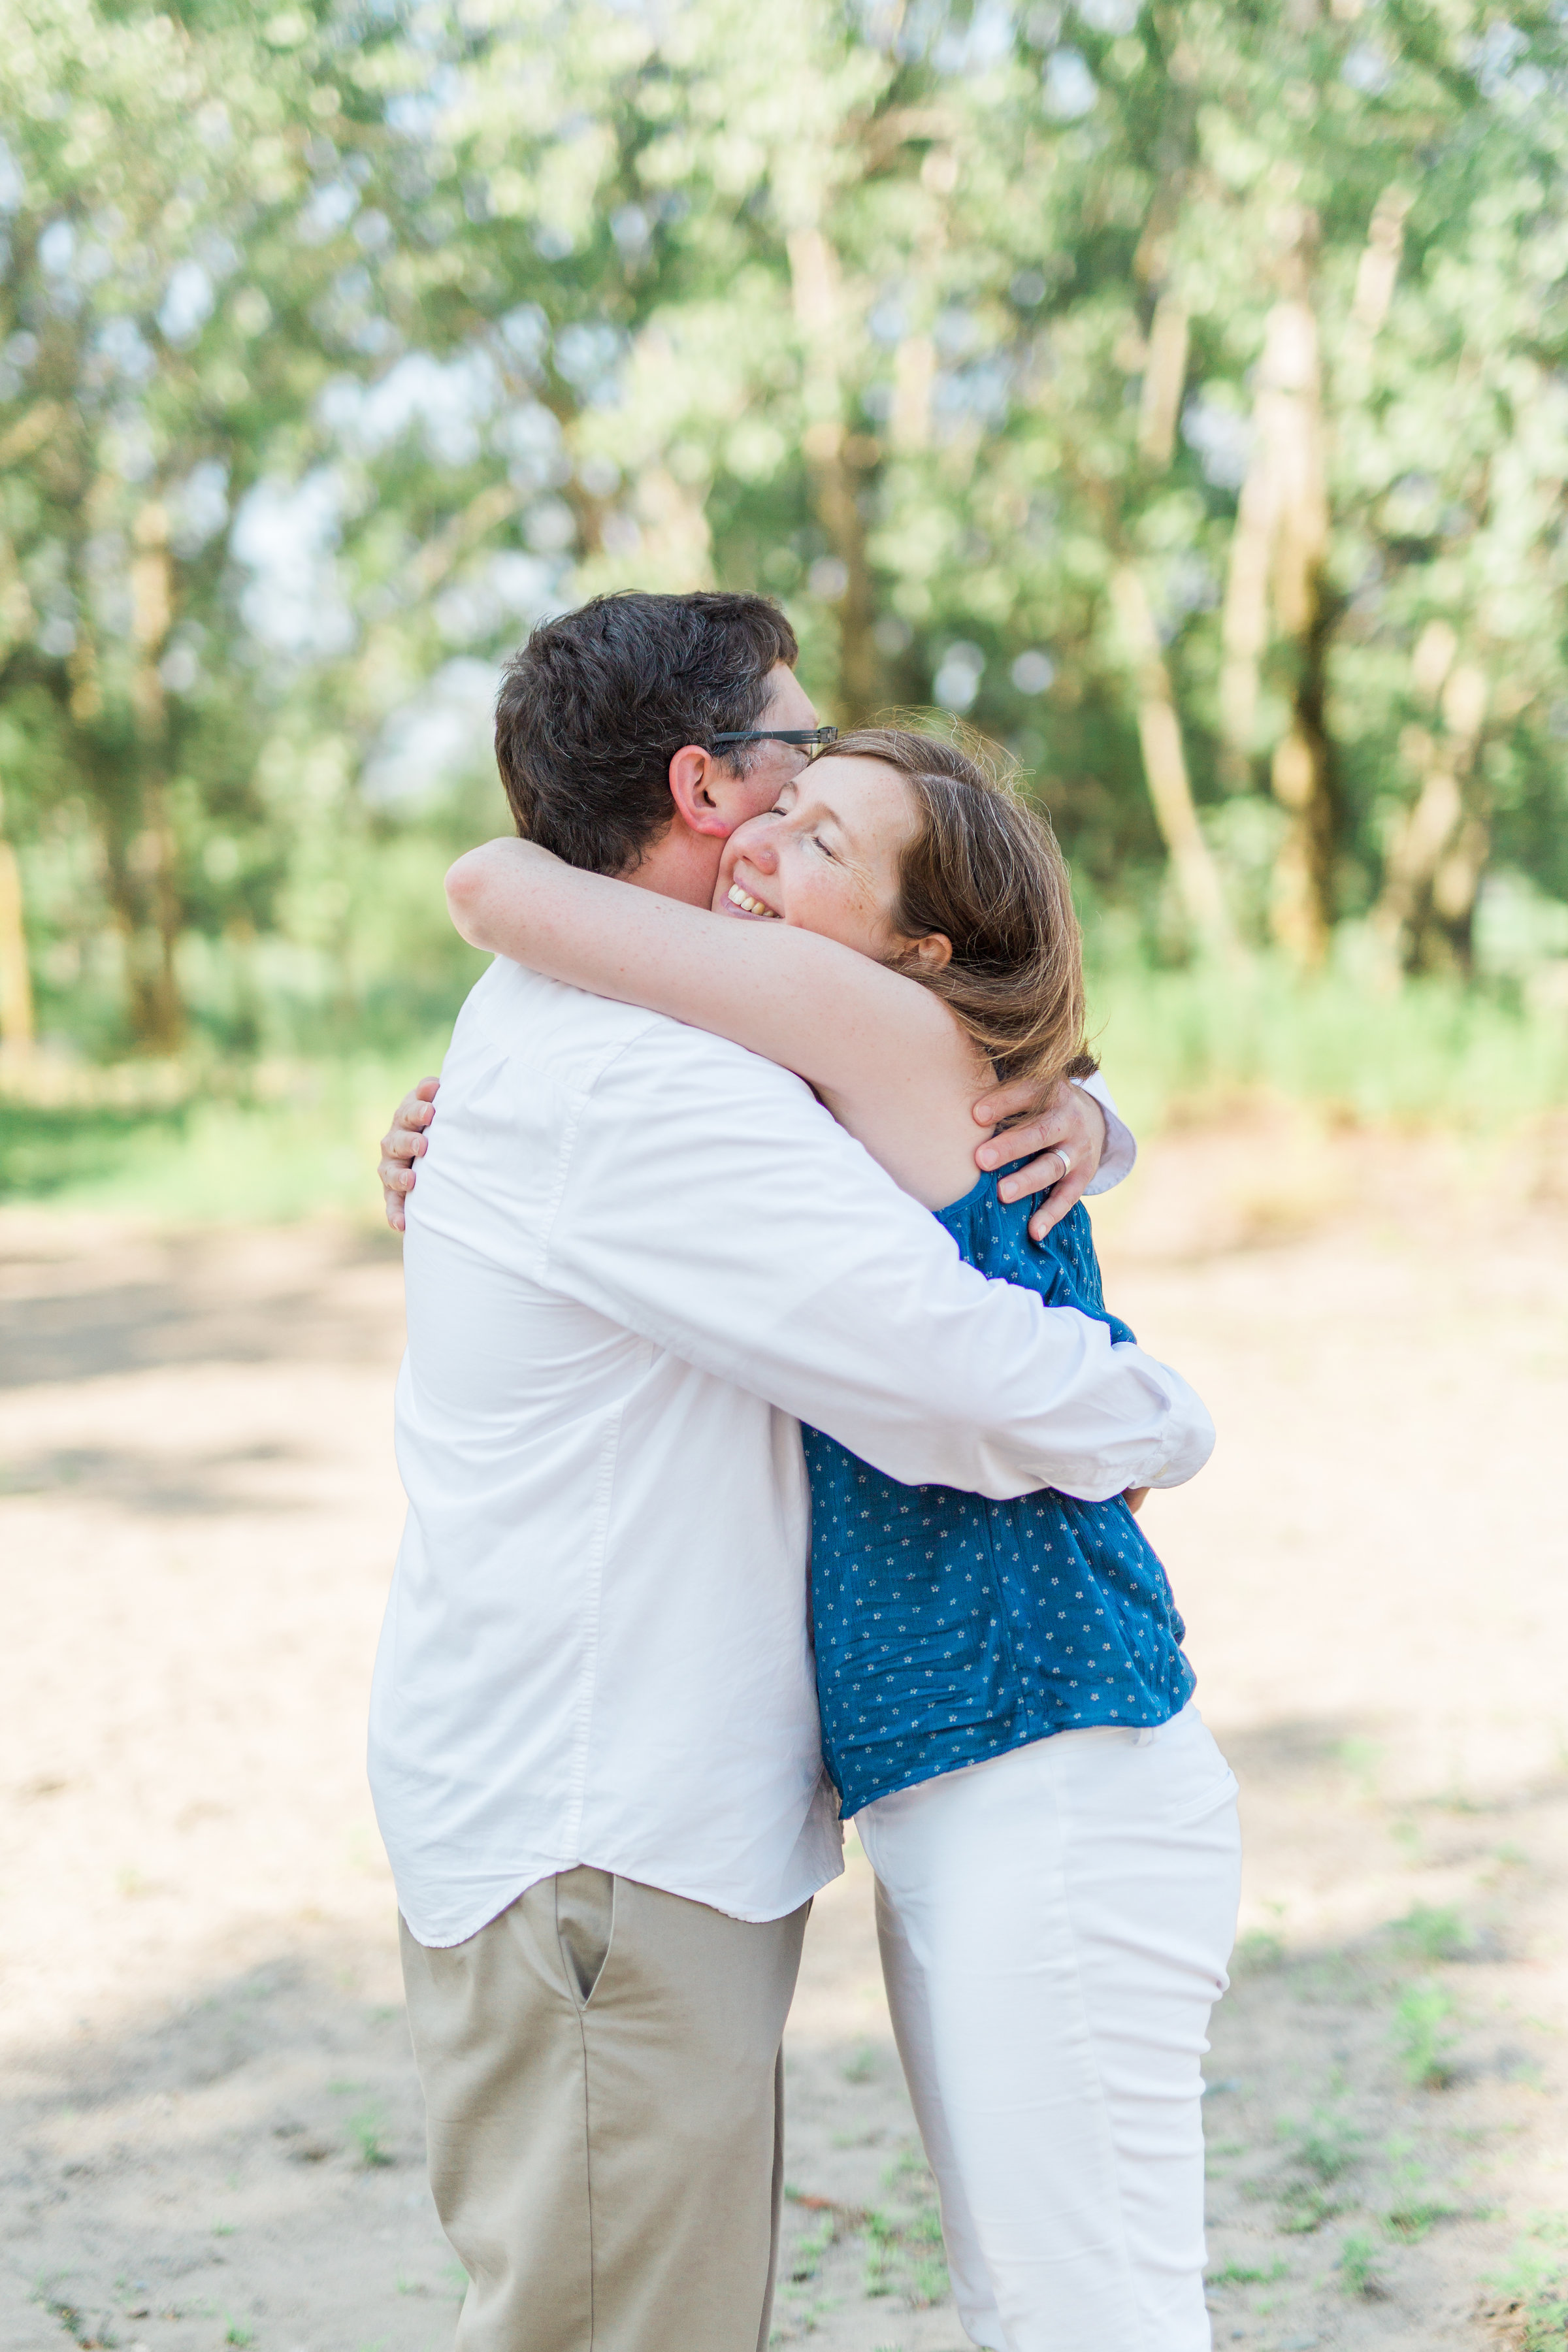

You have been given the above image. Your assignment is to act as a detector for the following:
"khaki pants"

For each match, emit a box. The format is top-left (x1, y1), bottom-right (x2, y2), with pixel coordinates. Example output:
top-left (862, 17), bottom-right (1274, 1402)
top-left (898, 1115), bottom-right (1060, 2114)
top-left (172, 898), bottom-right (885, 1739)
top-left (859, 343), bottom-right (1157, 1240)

top-left (400, 1869), bottom-right (808, 2352)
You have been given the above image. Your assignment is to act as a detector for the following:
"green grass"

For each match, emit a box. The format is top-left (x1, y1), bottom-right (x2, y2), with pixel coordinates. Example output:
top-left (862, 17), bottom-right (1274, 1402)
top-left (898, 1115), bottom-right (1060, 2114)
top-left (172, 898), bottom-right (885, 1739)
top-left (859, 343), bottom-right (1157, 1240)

top-left (1209, 2258), bottom-right (1288, 2287)
top-left (840, 2040), bottom-right (879, 2084)
top-left (1390, 1978), bottom-right (1460, 2089)
top-left (854, 2181), bottom-right (951, 2308)
top-left (1279, 2104), bottom-right (1362, 2183)
top-left (1392, 1903), bottom-right (1473, 1963)
top-left (1487, 2215), bottom-right (1568, 2349)
top-left (0, 1043), bottom-right (448, 1222)
top-left (1337, 2228), bottom-right (1383, 2297)
top-left (1086, 947), bottom-right (1568, 1134)
top-left (5, 946), bottom-right (1565, 1230)
top-left (347, 2106), bottom-right (394, 2168)
top-left (789, 2215), bottom-right (834, 2283)
top-left (1277, 2181), bottom-right (1342, 2234)
top-left (1383, 2185), bottom-right (1462, 2240)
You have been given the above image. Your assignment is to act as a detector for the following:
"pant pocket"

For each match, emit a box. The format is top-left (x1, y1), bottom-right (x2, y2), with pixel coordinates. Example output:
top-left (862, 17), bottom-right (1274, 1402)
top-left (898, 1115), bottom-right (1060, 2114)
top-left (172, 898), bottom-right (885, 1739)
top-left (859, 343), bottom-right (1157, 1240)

top-left (1153, 1715), bottom-right (1240, 1828)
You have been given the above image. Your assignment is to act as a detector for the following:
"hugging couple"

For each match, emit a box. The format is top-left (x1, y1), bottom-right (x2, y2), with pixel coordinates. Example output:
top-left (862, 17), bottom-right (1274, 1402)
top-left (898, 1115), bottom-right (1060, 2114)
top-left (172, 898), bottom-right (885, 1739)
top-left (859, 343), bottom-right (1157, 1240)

top-left (371, 590), bottom-right (1241, 2352)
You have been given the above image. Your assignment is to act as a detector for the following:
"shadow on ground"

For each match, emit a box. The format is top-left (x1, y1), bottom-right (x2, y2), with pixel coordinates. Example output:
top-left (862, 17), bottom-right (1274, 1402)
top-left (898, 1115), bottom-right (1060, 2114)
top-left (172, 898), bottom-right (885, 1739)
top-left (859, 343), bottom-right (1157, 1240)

top-left (0, 1225), bottom-right (400, 1390)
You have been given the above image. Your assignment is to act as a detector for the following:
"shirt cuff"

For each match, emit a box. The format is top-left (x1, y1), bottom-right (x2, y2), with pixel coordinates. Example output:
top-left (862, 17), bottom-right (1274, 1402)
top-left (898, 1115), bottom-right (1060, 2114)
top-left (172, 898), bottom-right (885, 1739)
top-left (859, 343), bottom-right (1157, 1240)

top-left (1071, 1072), bottom-right (1137, 1196)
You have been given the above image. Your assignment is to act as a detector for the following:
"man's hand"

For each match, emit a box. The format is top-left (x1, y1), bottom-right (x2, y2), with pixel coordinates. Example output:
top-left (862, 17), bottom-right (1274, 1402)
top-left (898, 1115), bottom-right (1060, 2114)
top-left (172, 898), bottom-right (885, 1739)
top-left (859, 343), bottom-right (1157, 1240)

top-left (972, 1075), bottom-right (1107, 1243)
top-left (1122, 1486), bottom-right (1149, 1514)
top-left (380, 1077), bottom-right (440, 1232)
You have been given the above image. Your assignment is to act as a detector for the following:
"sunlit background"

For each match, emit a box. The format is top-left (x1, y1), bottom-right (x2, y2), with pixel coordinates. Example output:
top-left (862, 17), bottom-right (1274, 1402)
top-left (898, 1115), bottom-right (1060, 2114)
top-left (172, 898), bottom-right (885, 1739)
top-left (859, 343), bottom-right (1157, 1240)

top-left (5, 12), bottom-right (1568, 2349)
top-left (2, 0), bottom-right (1567, 1207)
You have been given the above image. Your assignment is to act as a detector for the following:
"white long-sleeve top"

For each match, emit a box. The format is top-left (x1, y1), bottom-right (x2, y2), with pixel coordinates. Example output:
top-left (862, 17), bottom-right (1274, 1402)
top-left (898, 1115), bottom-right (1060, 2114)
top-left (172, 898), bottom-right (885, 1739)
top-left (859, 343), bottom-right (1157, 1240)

top-left (369, 958), bottom-right (1209, 1946)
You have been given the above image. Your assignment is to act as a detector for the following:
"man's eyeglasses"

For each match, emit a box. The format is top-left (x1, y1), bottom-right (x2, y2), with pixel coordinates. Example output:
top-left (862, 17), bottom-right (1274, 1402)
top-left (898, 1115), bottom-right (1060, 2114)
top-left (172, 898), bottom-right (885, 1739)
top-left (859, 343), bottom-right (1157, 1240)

top-left (711, 726), bottom-right (840, 755)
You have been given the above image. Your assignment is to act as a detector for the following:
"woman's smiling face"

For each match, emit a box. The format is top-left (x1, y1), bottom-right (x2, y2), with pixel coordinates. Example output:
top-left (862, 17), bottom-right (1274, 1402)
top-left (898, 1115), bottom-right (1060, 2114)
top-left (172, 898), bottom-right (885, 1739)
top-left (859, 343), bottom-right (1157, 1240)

top-left (712, 755), bottom-right (924, 962)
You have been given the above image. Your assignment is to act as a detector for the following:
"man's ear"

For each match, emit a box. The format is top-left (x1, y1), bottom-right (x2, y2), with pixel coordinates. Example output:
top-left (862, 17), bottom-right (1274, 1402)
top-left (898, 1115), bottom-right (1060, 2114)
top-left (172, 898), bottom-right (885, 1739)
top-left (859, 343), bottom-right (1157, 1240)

top-left (668, 746), bottom-right (734, 839)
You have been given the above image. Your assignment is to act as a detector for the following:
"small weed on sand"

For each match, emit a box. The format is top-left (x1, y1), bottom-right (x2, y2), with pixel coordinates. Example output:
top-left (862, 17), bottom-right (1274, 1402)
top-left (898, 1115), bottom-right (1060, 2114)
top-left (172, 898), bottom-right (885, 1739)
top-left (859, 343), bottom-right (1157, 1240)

top-left (1384, 2185), bottom-right (1462, 2240)
top-left (909, 2254), bottom-right (949, 2305)
top-left (348, 2106), bottom-right (393, 2166)
top-left (1381, 2139), bottom-right (1462, 2241)
top-left (33, 2286), bottom-right (83, 2342)
top-left (1279, 2181), bottom-right (1342, 2234)
top-left (862, 2210), bottom-right (897, 2297)
top-left (1485, 2214), bottom-right (1568, 2349)
top-left (1270, 2102), bottom-right (1360, 2232)
top-left (1339, 2229), bottom-right (1384, 2297)
top-left (791, 2215), bottom-right (835, 2283)
top-left (1281, 2105), bottom-right (1362, 2182)
top-left (1392, 1978), bottom-right (1460, 2087)
top-left (1393, 1904), bottom-right (1473, 1963)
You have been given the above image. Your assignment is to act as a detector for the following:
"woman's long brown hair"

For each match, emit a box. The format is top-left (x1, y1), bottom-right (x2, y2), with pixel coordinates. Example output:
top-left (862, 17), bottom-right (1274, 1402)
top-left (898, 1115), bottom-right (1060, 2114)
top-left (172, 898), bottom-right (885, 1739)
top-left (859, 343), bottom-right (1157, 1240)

top-left (818, 725), bottom-right (1095, 1092)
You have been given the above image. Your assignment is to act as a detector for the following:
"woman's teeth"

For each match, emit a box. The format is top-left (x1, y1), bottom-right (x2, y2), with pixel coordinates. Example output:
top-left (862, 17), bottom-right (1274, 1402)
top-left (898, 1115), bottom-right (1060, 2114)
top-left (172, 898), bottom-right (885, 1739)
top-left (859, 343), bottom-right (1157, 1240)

top-left (727, 884), bottom-right (777, 918)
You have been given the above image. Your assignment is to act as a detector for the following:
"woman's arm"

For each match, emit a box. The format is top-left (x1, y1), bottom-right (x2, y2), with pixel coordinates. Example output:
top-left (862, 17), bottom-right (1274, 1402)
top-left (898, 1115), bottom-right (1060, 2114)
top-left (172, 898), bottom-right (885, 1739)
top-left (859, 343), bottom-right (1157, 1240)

top-left (446, 838), bottom-right (985, 1205)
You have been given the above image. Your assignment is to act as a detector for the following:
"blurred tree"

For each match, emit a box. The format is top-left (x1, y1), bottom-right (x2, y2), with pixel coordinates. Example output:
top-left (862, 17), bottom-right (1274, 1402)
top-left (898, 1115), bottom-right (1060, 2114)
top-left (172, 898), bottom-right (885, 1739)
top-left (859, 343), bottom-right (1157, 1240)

top-left (0, 785), bottom-right (33, 1055)
top-left (3, 0), bottom-right (1568, 1063)
top-left (0, 0), bottom-right (404, 1046)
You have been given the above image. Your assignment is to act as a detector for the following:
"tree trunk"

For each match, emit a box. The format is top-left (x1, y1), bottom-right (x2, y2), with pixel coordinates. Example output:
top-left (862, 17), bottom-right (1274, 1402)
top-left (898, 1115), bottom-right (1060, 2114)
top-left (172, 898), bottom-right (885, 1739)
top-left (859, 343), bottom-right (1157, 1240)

top-left (890, 331), bottom-right (934, 454)
top-left (1219, 192), bottom-right (1409, 958)
top-left (1215, 212), bottom-right (1338, 960)
top-left (889, 143), bottom-right (954, 459)
top-left (125, 502), bottom-right (184, 1051)
top-left (1267, 573), bottom-right (1339, 968)
top-left (1340, 184), bottom-right (1413, 384)
top-left (0, 831), bottom-right (35, 1062)
top-left (1122, 72), bottom-right (1227, 938)
top-left (1137, 292), bottom-right (1190, 470)
top-left (1373, 645), bottom-right (1489, 975)
top-left (1216, 425), bottom-right (1279, 787)
top-left (787, 226), bottom-right (880, 727)
top-left (629, 463), bottom-right (715, 589)
top-left (101, 814), bottom-right (180, 1054)
top-left (1110, 564), bottom-right (1237, 958)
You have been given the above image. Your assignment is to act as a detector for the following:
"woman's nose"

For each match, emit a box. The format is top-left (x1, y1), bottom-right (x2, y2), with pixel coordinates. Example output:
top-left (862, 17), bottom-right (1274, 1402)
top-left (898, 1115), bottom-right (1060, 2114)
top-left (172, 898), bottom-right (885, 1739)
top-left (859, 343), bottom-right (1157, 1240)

top-left (745, 825), bottom-right (780, 872)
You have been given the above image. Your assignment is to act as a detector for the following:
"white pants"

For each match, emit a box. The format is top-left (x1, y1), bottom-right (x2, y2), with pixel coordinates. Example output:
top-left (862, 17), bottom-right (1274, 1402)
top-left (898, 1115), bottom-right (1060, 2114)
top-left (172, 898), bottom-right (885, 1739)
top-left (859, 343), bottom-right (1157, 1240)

top-left (856, 1705), bottom-right (1241, 2352)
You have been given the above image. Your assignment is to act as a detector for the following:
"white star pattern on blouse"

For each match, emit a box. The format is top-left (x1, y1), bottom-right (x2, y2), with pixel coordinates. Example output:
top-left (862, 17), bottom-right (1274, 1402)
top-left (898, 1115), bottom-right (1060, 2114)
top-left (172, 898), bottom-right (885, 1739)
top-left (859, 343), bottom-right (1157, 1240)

top-left (804, 1184), bottom-right (1194, 1816)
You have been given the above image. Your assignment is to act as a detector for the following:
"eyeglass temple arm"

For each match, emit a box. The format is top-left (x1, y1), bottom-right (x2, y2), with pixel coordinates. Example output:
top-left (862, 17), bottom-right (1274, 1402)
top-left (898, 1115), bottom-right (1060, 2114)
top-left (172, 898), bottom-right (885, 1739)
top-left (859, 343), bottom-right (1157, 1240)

top-left (711, 728), bottom-right (838, 745)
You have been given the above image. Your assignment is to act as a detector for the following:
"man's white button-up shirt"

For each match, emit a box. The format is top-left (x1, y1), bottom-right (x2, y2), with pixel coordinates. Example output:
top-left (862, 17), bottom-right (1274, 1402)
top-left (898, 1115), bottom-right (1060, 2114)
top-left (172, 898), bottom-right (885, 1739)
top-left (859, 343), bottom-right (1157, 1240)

top-left (370, 960), bottom-right (1211, 1948)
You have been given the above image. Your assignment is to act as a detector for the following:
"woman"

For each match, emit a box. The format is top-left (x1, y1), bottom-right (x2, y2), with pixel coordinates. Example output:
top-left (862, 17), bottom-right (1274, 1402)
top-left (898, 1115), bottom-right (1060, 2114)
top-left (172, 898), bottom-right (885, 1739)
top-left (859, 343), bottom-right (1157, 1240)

top-left (443, 727), bottom-right (1240, 2352)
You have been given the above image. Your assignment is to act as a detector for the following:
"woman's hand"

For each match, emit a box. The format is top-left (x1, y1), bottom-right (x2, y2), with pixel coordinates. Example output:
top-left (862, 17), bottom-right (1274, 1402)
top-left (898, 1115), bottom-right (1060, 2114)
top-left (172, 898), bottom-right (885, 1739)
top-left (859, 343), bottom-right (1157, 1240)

top-left (380, 1077), bottom-right (440, 1231)
top-left (970, 1076), bottom-right (1108, 1241)
top-left (1122, 1486), bottom-right (1150, 1514)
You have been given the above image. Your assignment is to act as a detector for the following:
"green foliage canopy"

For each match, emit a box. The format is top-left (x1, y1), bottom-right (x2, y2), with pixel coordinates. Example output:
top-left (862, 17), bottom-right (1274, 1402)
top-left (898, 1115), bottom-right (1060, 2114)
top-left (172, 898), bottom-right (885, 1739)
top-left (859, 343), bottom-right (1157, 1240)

top-left (2, 0), bottom-right (1567, 1057)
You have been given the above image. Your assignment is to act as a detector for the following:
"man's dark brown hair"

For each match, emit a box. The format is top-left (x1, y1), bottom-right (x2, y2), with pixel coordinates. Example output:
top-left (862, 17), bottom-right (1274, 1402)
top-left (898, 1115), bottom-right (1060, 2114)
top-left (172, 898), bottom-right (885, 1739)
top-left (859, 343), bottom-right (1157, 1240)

top-left (493, 590), bottom-right (800, 874)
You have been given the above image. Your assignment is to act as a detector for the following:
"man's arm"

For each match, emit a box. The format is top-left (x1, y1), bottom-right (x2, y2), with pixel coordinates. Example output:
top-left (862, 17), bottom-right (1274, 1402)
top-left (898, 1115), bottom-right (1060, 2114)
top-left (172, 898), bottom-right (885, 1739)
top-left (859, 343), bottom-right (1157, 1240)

top-left (1075, 1072), bottom-right (1138, 1193)
top-left (546, 1022), bottom-right (1210, 1504)
top-left (380, 1069), bottom-right (1140, 1239)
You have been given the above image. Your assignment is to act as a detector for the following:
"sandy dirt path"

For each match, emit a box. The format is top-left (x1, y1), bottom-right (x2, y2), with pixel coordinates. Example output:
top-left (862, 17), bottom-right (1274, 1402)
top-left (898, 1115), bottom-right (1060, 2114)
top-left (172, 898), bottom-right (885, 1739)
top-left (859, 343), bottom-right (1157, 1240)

top-left (1, 1111), bottom-right (1565, 2352)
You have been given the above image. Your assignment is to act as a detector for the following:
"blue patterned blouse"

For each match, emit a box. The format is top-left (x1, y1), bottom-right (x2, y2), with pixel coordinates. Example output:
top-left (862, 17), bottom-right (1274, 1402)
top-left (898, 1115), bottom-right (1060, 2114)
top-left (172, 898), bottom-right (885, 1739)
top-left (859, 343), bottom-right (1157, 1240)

top-left (802, 1171), bottom-right (1196, 1818)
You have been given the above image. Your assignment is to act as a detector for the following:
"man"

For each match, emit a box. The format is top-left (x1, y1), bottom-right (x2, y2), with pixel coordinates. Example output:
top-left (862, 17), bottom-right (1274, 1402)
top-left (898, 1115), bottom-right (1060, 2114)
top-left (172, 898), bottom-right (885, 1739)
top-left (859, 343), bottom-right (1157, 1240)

top-left (370, 590), bottom-right (1209, 2352)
